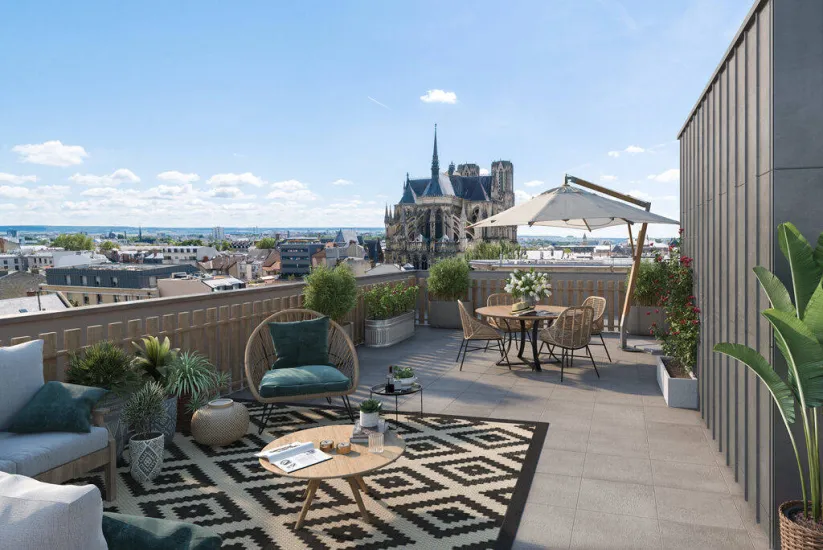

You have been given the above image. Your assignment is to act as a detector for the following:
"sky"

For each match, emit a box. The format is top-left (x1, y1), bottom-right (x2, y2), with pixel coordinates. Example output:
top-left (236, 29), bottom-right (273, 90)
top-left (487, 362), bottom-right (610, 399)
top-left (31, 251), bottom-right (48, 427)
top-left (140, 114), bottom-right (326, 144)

top-left (0, 0), bottom-right (753, 238)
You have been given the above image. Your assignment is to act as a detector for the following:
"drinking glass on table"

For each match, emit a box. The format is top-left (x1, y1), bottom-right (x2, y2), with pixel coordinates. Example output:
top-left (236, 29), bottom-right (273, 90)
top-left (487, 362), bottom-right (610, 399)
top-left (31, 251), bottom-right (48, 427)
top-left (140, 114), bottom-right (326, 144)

top-left (368, 432), bottom-right (384, 453)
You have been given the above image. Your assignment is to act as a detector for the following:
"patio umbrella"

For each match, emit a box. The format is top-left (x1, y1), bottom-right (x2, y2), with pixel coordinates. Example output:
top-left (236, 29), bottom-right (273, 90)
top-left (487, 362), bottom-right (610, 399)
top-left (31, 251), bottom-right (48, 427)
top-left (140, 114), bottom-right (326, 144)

top-left (468, 175), bottom-right (680, 349)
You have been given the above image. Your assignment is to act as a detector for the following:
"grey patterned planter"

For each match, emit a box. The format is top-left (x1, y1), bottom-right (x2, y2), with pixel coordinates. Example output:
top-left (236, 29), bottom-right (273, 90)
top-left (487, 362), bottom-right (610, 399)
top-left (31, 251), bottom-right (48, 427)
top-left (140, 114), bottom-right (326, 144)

top-left (129, 432), bottom-right (164, 483)
top-left (365, 311), bottom-right (416, 348)
top-left (151, 396), bottom-right (177, 444)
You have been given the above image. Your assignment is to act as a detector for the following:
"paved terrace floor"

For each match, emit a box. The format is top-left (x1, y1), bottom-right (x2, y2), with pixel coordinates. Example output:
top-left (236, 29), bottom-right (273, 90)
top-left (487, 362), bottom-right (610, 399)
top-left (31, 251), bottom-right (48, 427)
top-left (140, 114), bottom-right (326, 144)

top-left (334, 327), bottom-right (769, 550)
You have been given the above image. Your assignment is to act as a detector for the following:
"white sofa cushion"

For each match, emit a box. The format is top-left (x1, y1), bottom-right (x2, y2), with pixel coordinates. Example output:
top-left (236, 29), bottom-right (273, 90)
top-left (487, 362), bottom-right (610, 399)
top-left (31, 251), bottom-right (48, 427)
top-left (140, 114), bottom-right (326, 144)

top-left (0, 472), bottom-right (107, 550)
top-left (0, 340), bottom-right (44, 431)
top-left (0, 427), bottom-right (109, 477)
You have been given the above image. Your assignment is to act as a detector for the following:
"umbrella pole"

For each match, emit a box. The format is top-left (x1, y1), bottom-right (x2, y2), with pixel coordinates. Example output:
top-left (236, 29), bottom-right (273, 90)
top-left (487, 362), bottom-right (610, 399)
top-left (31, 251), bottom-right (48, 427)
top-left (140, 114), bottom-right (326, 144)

top-left (620, 222), bottom-right (647, 349)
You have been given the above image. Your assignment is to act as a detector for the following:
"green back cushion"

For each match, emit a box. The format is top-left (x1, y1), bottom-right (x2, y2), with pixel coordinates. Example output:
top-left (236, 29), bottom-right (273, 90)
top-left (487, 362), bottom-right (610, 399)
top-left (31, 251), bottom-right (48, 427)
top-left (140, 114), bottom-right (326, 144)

top-left (268, 316), bottom-right (330, 369)
top-left (102, 512), bottom-right (221, 550)
top-left (8, 381), bottom-right (107, 434)
top-left (259, 364), bottom-right (351, 398)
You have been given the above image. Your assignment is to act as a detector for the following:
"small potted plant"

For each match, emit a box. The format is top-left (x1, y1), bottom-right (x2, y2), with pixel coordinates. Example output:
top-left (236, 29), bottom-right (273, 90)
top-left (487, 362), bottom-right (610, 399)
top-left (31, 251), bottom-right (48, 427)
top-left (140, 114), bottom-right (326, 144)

top-left (393, 366), bottom-right (417, 389)
top-left (303, 264), bottom-right (358, 339)
top-left (122, 381), bottom-right (168, 483)
top-left (359, 398), bottom-right (382, 428)
top-left (504, 268), bottom-right (552, 307)
top-left (165, 351), bottom-right (225, 432)
top-left (364, 281), bottom-right (419, 347)
top-left (427, 257), bottom-right (471, 329)
top-left (131, 335), bottom-right (179, 443)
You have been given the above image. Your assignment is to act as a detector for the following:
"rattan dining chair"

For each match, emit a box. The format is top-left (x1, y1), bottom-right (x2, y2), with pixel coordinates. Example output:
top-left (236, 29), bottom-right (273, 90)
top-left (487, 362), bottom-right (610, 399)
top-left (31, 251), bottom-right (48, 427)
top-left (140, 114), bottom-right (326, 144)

top-left (486, 292), bottom-right (532, 351)
top-left (456, 299), bottom-right (511, 371)
top-left (537, 306), bottom-right (599, 382)
top-left (581, 296), bottom-right (612, 362)
top-left (244, 308), bottom-right (359, 433)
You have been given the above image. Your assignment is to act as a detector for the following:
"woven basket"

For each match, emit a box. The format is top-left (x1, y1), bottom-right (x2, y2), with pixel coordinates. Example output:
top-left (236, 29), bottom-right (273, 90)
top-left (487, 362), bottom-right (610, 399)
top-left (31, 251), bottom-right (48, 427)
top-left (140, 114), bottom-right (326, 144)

top-left (779, 501), bottom-right (823, 549)
top-left (191, 399), bottom-right (250, 447)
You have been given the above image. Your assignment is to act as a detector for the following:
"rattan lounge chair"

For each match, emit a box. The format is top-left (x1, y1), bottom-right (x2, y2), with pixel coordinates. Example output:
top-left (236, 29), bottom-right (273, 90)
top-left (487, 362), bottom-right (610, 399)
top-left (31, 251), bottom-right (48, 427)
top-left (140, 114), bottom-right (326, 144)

top-left (486, 292), bottom-right (532, 352)
top-left (456, 299), bottom-right (510, 371)
top-left (581, 296), bottom-right (612, 362)
top-left (244, 309), bottom-right (359, 433)
top-left (537, 305), bottom-right (598, 382)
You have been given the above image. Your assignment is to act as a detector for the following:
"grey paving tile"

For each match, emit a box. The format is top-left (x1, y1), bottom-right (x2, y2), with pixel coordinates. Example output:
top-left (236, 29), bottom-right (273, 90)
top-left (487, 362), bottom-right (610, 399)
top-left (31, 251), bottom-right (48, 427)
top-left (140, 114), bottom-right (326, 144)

top-left (583, 453), bottom-right (653, 485)
top-left (543, 428), bottom-right (589, 453)
top-left (570, 509), bottom-right (660, 549)
top-left (536, 449), bottom-right (586, 476)
top-left (655, 486), bottom-right (743, 529)
top-left (454, 391), bottom-right (507, 407)
top-left (577, 478), bottom-right (657, 518)
top-left (513, 503), bottom-right (575, 549)
top-left (645, 405), bottom-right (702, 426)
top-left (541, 410), bottom-right (593, 431)
top-left (549, 385), bottom-right (598, 403)
top-left (492, 406), bottom-right (544, 421)
top-left (651, 460), bottom-right (729, 493)
top-left (659, 520), bottom-right (752, 549)
top-left (648, 438), bottom-right (717, 465)
top-left (587, 429), bottom-right (649, 458)
top-left (591, 403), bottom-right (646, 429)
top-left (595, 390), bottom-right (645, 406)
top-left (441, 402), bottom-right (495, 418)
top-left (646, 421), bottom-right (707, 444)
top-left (526, 473), bottom-right (581, 508)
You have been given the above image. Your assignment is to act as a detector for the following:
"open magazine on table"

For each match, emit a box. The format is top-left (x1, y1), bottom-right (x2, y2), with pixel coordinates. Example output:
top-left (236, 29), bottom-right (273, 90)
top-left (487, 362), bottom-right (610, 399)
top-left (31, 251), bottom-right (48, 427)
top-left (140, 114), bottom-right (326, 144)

top-left (255, 441), bottom-right (333, 473)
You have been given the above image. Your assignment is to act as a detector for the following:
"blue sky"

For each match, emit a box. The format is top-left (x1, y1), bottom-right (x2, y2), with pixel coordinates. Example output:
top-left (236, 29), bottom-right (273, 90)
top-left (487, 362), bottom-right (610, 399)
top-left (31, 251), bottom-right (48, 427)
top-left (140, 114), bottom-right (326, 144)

top-left (0, 0), bottom-right (752, 237)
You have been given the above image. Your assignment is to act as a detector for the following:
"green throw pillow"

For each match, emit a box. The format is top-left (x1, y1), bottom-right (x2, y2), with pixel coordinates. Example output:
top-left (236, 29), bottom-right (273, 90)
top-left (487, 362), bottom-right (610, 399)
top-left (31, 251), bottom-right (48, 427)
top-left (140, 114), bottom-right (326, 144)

top-left (268, 316), bottom-right (330, 369)
top-left (102, 512), bottom-right (222, 550)
top-left (8, 381), bottom-right (108, 434)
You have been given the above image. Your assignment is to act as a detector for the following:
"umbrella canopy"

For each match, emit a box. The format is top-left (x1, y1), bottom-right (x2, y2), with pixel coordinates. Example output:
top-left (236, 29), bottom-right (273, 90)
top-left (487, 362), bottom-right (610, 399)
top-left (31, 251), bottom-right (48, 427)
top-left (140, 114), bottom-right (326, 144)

top-left (469, 184), bottom-right (679, 231)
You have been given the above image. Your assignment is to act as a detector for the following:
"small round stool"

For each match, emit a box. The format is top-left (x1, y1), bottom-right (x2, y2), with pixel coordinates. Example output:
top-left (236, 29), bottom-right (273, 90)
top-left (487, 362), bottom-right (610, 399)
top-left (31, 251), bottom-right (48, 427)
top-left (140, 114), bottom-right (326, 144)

top-left (191, 398), bottom-right (250, 446)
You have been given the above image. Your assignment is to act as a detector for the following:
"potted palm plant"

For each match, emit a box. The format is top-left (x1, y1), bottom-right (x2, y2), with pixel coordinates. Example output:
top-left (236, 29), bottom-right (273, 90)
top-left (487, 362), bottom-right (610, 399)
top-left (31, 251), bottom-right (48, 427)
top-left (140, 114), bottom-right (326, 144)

top-left (131, 335), bottom-right (179, 442)
top-left (364, 281), bottom-right (418, 347)
top-left (165, 351), bottom-right (225, 432)
top-left (122, 381), bottom-right (168, 483)
top-left (714, 222), bottom-right (823, 547)
top-left (66, 341), bottom-right (142, 461)
top-left (427, 257), bottom-right (471, 329)
top-left (359, 398), bottom-right (382, 428)
top-left (303, 264), bottom-right (358, 340)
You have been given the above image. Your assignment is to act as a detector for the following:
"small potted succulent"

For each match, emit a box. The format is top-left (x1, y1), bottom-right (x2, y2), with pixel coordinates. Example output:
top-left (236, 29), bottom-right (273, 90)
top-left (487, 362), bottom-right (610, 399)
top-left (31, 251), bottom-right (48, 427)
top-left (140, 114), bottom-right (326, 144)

top-left (122, 381), bottom-right (168, 483)
top-left (392, 366), bottom-right (417, 389)
top-left (131, 335), bottom-right (179, 443)
top-left (359, 398), bottom-right (382, 428)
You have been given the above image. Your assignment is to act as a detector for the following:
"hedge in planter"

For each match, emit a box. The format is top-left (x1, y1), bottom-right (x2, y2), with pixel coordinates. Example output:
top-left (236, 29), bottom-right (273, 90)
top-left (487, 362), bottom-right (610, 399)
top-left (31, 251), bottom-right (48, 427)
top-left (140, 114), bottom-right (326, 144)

top-left (427, 257), bottom-right (470, 329)
top-left (364, 282), bottom-right (419, 347)
top-left (625, 259), bottom-right (668, 335)
top-left (303, 264), bottom-right (358, 326)
top-left (715, 222), bottom-right (823, 544)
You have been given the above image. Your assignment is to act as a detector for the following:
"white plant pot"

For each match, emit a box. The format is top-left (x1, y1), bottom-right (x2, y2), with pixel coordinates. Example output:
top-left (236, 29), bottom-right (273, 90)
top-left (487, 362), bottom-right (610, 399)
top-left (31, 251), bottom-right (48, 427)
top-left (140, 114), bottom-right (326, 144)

top-left (394, 376), bottom-right (418, 389)
top-left (129, 432), bottom-right (165, 483)
top-left (657, 355), bottom-right (698, 409)
top-left (360, 410), bottom-right (380, 428)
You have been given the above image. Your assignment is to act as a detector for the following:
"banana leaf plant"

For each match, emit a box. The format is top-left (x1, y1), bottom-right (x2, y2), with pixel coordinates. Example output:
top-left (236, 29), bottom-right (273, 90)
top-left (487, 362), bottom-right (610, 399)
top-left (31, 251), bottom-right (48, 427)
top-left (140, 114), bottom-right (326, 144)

top-left (714, 222), bottom-right (823, 521)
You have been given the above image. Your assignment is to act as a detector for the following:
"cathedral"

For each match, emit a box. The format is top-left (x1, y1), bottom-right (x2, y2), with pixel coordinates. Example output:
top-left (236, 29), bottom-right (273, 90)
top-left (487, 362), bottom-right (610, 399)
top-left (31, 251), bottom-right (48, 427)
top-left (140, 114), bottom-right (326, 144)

top-left (384, 127), bottom-right (516, 269)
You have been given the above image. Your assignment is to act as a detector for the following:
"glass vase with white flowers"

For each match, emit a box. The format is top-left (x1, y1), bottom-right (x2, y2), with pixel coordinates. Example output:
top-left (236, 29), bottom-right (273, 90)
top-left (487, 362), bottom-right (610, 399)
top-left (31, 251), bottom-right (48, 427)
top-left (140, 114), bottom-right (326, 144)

top-left (504, 269), bottom-right (552, 306)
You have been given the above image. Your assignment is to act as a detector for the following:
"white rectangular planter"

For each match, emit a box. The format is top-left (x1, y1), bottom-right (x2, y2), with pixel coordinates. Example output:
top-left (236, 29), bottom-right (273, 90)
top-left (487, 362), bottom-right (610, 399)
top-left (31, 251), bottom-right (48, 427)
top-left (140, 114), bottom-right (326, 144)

top-left (365, 311), bottom-right (416, 348)
top-left (657, 355), bottom-right (698, 409)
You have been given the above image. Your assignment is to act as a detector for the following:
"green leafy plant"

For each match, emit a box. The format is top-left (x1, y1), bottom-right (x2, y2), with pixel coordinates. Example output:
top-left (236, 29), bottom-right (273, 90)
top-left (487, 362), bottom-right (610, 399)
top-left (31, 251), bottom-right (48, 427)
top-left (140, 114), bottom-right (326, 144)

top-left (165, 351), bottom-right (226, 412)
top-left (359, 398), bottom-right (382, 414)
top-left (427, 257), bottom-right (470, 301)
top-left (393, 366), bottom-right (414, 379)
top-left (66, 341), bottom-right (141, 397)
top-left (186, 371), bottom-right (232, 413)
top-left (52, 233), bottom-right (94, 251)
top-left (303, 264), bottom-right (358, 322)
top-left (463, 240), bottom-right (522, 261)
top-left (714, 222), bottom-right (823, 522)
top-left (364, 282), bottom-right (418, 320)
top-left (629, 260), bottom-right (667, 307)
top-left (131, 336), bottom-right (178, 384)
top-left (122, 381), bottom-right (168, 437)
top-left (256, 237), bottom-right (277, 249)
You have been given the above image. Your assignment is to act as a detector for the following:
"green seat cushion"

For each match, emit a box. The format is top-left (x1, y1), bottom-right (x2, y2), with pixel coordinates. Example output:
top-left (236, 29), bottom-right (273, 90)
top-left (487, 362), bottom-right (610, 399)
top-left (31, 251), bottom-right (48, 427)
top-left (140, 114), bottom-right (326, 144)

top-left (102, 512), bottom-right (221, 550)
top-left (268, 316), bottom-right (330, 369)
top-left (8, 381), bottom-right (107, 434)
top-left (259, 365), bottom-right (351, 398)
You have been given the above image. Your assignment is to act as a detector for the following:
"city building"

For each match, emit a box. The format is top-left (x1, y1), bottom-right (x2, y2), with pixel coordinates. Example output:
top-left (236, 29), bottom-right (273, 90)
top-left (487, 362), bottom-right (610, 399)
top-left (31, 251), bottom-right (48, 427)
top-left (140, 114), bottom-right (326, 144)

top-left (212, 226), bottom-right (225, 242)
top-left (0, 271), bottom-right (46, 300)
top-left (384, 126), bottom-right (515, 269)
top-left (156, 275), bottom-right (245, 297)
top-left (0, 237), bottom-right (20, 252)
top-left (51, 250), bottom-right (110, 269)
top-left (278, 240), bottom-right (323, 277)
top-left (42, 264), bottom-right (197, 305)
top-left (0, 253), bottom-right (23, 273)
top-left (162, 245), bottom-right (219, 264)
top-left (0, 293), bottom-right (69, 318)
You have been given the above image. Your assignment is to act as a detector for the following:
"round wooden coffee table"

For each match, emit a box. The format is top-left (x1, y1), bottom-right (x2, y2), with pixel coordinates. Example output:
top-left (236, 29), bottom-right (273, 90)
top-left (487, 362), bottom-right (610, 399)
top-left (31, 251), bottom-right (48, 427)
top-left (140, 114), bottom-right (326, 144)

top-left (259, 424), bottom-right (406, 529)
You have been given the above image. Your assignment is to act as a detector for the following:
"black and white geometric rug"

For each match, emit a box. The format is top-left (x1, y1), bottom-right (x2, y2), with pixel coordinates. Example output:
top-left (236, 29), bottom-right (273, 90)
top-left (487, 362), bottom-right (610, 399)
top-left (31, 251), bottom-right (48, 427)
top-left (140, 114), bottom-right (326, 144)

top-left (73, 403), bottom-right (547, 550)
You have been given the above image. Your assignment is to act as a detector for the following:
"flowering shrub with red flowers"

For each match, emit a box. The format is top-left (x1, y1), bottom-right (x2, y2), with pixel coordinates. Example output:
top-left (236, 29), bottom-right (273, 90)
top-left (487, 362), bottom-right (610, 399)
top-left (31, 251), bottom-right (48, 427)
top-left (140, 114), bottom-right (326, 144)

top-left (652, 229), bottom-right (699, 374)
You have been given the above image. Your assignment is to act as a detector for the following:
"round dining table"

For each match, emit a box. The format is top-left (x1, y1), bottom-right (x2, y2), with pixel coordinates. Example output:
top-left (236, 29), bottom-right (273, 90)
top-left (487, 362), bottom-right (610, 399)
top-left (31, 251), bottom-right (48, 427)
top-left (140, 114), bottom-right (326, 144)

top-left (474, 304), bottom-right (566, 371)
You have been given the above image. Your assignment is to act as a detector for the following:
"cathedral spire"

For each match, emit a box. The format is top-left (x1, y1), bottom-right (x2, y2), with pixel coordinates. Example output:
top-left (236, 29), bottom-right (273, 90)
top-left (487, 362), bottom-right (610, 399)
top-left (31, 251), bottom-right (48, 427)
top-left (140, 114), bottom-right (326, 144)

top-left (431, 124), bottom-right (439, 179)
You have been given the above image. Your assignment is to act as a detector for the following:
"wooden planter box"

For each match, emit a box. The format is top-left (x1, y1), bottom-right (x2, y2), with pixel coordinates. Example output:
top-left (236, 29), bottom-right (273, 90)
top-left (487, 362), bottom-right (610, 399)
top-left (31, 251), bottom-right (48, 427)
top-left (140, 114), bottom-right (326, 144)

top-left (657, 355), bottom-right (698, 409)
top-left (626, 306), bottom-right (667, 336)
top-left (365, 311), bottom-right (416, 348)
top-left (428, 300), bottom-right (471, 329)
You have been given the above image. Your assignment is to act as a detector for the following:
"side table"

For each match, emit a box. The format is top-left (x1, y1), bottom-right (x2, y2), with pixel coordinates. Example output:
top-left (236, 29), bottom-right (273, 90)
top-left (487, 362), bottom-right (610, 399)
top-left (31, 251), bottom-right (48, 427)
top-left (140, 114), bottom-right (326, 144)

top-left (369, 383), bottom-right (423, 427)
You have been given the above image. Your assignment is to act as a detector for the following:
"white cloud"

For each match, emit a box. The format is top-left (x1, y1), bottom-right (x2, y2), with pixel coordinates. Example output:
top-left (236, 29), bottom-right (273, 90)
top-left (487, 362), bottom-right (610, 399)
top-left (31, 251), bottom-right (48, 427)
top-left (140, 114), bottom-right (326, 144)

top-left (420, 89), bottom-right (458, 104)
top-left (157, 170), bottom-right (200, 183)
top-left (628, 190), bottom-right (678, 203)
top-left (523, 180), bottom-right (544, 188)
top-left (479, 168), bottom-right (489, 176)
top-left (607, 145), bottom-right (646, 158)
top-left (0, 204), bottom-right (15, 211)
top-left (331, 179), bottom-right (353, 186)
top-left (207, 186), bottom-right (252, 199)
top-left (0, 173), bottom-right (37, 184)
top-left (0, 185), bottom-right (69, 200)
top-left (12, 140), bottom-right (89, 166)
top-left (266, 180), bottom-right (318, 201)
top-left (515, 190), bottom-right (533, 204)
top-left (207, 172), bottom-right (266, 187)
top-left (69, 168), bottom-right (140, 186)
top-left (600, 174), bottom-right (618, 182)
top-left (647, 169), bottom-right (680, 183)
